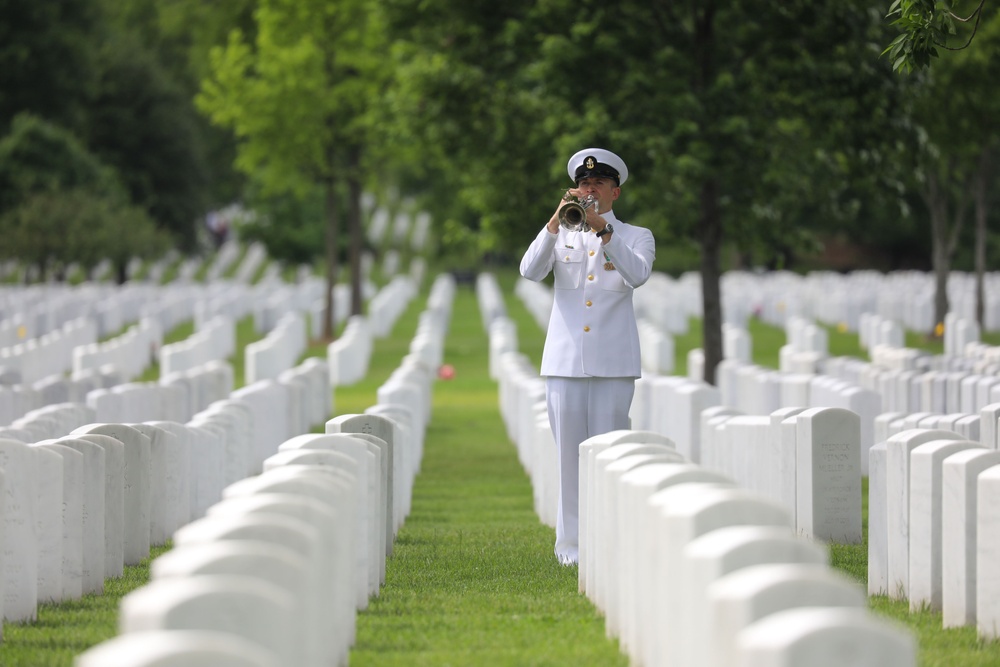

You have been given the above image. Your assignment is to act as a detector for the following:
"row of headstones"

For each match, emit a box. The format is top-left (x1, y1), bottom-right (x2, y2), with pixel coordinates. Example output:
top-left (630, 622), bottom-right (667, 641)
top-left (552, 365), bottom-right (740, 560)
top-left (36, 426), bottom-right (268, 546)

top-left (479, 274), bottom-right (560, 526)
top-left (3, 282), bottom-right (195, 386)
top-left (626, 367), bottom-right (1000, 644)
top-left (827, 345), bottom-right (1000, 411)
top-left (868, 427), bottom-right (1000, 640)
top-left (637, 319), bottom-right (675, 375)
top-left (71, 273), bottom-right (455, 666)
top-left (0, 355), bottom-right (335, 624)
top-left (6, 277), bottom-right (357, 425)
top-left (0, 294), bottom-right (431, 649)
top-left (726, 269), bottom-right (1000, 333)
top-left (160, 316), bottom-right (236, 378)
top-left (628, 268), bottom-right (1000, 342)
top-left (698, 405), bottom-right (864, 544)
top-left (503, 275), bottom-right (861, 538)
top-left (365, 203), bottom-right (431, 253)
top-left (632, 365), bottom-right (1000, 519)
top-left (1, 252), bottom-right (322, 387)
top-left (161, 280), bottom-right (358, 380)
top-left (705, 358), bottom-right (883, 464)
top-left (694, 353), bottom-right (1000, 461)
top-left (126, 249), bottom-right (181, 285)
top-left (72, 415), bottom-right (406, 667)
top-left (491, 282), bottom-right (916, 666)
top-left (367, 274), bottom-right (419, 338)
top-left (0, 317), bottom-right (99, 384)
top-left (326, 272), bottom-right (421, 387)
top-left (1, 281), bottom-right (156, 343)
top-left (251, 276), bottom-right (344, 340)
top-left (633, 272), bottom-right (695, 335)
top-left (201, 240), bottom-right (248, 283)
top-left (578, 429), bottom-right (916, 667)
top-left (512, 276), bottom-right (552, 332)
top-left (244, 312), bottom-right (307, 385)
top-left (371, 273), bottom-right (459, 505)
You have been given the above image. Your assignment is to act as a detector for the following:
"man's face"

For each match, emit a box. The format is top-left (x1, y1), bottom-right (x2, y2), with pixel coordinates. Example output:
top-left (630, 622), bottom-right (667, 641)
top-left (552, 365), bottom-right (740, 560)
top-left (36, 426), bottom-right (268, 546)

top-left (576, 177), bottom-right (620, 213)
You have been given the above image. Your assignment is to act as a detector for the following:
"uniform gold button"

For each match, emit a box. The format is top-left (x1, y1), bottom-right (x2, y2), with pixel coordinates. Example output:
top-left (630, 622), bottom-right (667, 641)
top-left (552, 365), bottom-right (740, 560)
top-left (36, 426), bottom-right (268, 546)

top-left (588, 274), bottom-right (594, 281)
top-left (589, 250), bottom-right (595, 256)
top-left (564, 256), bottom-right (570, 262)
top-left (583, 326), bottom-right (590, 332)
top-left (586, 300), bottom-right (593, 307)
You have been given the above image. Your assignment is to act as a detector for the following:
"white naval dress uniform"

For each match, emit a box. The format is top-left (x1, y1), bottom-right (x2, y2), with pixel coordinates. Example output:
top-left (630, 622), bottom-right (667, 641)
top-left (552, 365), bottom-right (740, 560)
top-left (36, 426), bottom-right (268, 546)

top-left (519, 209), bottom-right (655, 562)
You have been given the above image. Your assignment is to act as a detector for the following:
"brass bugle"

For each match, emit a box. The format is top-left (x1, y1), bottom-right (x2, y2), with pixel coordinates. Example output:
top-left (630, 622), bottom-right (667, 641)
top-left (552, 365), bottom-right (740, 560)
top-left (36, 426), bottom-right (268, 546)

top-left (558, 194), bottom-right (597, 232)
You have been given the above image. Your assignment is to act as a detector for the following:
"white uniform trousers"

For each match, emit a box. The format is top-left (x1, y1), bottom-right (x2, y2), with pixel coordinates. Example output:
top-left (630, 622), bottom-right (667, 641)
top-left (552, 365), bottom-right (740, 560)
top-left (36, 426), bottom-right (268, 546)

top-left (545, 376), bottom-right (635, 562)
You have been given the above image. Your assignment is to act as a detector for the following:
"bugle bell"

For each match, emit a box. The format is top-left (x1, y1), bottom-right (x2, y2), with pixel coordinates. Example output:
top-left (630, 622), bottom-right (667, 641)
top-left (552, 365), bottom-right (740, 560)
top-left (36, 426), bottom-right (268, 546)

top-left (558, 194), bottom-right (598, 232)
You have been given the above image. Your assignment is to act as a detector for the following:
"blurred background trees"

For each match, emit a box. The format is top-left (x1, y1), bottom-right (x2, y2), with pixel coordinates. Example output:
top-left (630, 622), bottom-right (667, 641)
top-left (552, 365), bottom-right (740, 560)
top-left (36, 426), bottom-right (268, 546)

top-left (0, 0), bottom-right (997, 377)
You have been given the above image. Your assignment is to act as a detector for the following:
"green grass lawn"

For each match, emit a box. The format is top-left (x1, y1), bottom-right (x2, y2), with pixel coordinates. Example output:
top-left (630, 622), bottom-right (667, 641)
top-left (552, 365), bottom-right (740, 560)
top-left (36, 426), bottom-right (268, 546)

top-left (3, 267), bottom-right (1000, 666)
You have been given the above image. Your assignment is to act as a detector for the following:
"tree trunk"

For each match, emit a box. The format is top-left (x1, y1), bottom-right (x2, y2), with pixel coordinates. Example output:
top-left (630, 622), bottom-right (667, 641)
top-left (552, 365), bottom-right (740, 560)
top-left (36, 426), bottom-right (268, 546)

top-left (116, 260), bottom-right (128, 285)
top-left (693, 2), bottom-right (723, 385)
top-left (699, 178), bottom-right (724, 385)
top-left (927, 170), bottom-right (950, 336)
top-left (323, 174), bottom-right (340, 341)
top-left (348, 146), bottom-right (364, 317)
top-left (974, 146), bottom-right (991, 328)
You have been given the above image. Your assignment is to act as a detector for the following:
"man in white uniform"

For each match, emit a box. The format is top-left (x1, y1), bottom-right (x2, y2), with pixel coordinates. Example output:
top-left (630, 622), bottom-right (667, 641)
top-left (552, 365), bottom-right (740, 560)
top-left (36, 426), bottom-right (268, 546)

top-left (519, 148), bottom-right (655, 565)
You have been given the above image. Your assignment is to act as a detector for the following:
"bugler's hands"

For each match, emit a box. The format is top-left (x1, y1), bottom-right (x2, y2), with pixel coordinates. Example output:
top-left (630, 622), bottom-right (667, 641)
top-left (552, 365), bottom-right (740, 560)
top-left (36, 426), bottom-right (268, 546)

top-left (547, 188), bottom-right (605, 234)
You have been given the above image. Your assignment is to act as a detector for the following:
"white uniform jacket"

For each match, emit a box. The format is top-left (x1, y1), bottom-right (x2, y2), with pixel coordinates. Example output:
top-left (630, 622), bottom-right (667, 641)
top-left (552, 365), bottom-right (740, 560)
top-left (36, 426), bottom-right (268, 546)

top-left (519, 210), bottom-right (655, 378)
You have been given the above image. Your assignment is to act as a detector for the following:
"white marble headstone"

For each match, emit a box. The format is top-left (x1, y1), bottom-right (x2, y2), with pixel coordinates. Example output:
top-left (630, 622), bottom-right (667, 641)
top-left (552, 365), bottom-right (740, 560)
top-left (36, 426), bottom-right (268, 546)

top-left (735, 606), bottom-right (917, 666)
top-left (150, 541), bottom-right (310, 667)
top-left (0, 438), bottom-right (38, 622)
top-left (69, 432), bottom-right (125, 579)
top-left (326, 413), bottom-right (398, 550)
top-left (885, 429), bottom-right (962, 600)
top-left (617, 464), bottom-right (733, 663)
top-left (74, 629), bottom-right (280, 667)
top-left (679, 526), bottom-right (831, 667)
top-left (118, 575), bottom-right (296, 665)
top-left (203, 492), bottom-right (348, 666)
top-left (277, 433), bottom-right (379, 596)
top-left (708, 563), bottom-right (865, 667)
top-left (795, 407), bottom-right (862, 543)
top-left (171, 509), bottom-right (338, 662)
top-left (645, 484), bottom-right (790, 667)
top-left (53, 436), bottom-right (106, 594)
top-left (908, 439), bottom-right (982, 612)
top-left (73, 423), bottom-right (151, 565)
top-left (941, 448), bottom-right (1000, 627)
top-left (976, 464), bottom-right (1000, 640)
top-left (31, 445), bottom-right (63, 603)
top-left (34, 443), bottom-right (84, 600)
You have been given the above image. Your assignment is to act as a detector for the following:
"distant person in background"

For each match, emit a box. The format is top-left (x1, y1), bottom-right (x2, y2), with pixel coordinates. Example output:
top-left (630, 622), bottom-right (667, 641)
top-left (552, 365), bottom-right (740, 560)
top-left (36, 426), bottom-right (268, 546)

top-left (519, 148), bottom-right (655, 565)
top-left (206, 211), bottom-right (230, 249)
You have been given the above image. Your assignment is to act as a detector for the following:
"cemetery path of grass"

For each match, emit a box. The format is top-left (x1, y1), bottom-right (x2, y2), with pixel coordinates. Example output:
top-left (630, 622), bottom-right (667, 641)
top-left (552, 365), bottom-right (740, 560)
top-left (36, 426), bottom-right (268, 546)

top-left (348, 284), bottom-right (626, 667)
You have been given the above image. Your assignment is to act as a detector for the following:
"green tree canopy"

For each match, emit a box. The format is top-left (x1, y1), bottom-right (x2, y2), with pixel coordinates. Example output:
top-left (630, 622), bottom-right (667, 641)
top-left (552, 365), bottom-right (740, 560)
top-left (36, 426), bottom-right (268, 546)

top-left (0, 186), bottom-right (166, 283)
top-left (87, 35), bottom-right (210, 249)
top-left (883, 0), bottom-right (989, 72)
top-left (198, 0), bottom-right (392, 338)
top-left (0, 0), bottom-right (102, 133)
top-left (0, 113), bottom-right (124, 215)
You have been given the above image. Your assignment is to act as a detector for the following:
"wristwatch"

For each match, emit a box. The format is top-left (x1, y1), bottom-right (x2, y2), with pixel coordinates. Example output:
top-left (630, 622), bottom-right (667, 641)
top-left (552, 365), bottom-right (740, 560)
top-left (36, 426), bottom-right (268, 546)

top-left (596, 224), bottom-right (614, 238)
